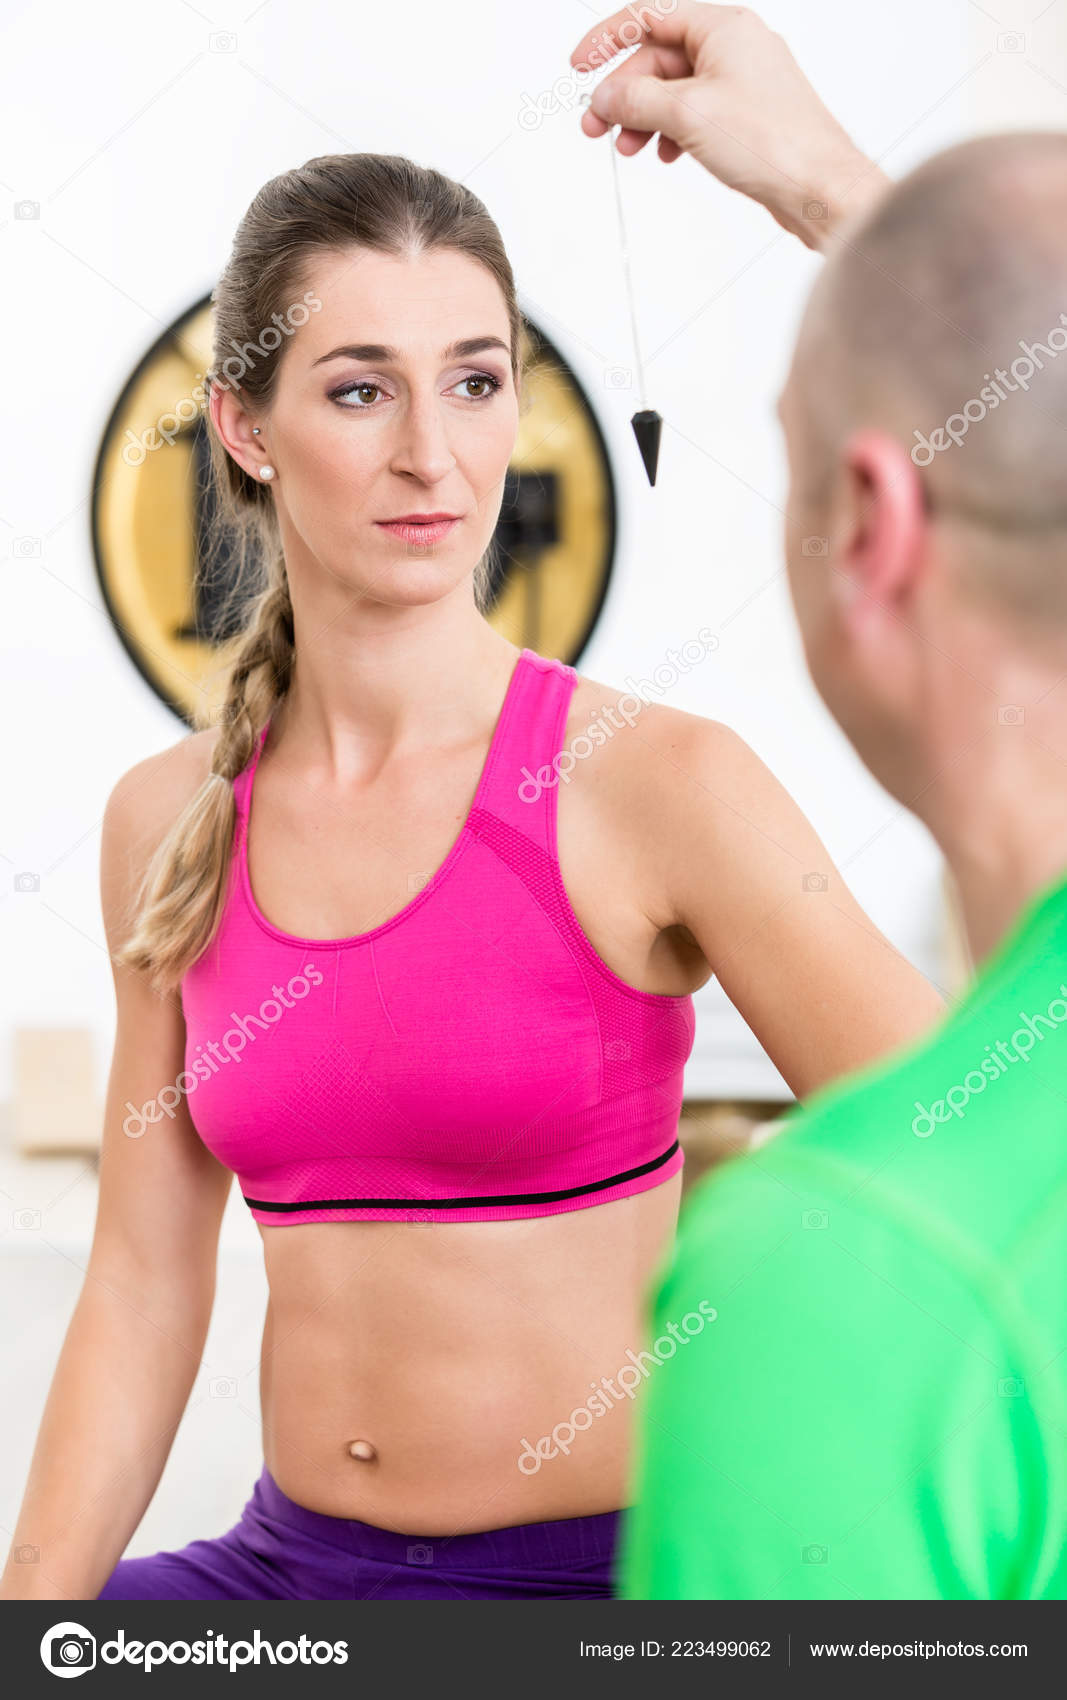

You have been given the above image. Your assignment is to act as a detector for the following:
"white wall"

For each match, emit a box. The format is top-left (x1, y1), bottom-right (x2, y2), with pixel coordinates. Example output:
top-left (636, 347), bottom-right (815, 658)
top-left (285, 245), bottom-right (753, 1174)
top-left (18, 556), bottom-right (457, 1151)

top-left (4, 0), bottom-right (1064, 1112)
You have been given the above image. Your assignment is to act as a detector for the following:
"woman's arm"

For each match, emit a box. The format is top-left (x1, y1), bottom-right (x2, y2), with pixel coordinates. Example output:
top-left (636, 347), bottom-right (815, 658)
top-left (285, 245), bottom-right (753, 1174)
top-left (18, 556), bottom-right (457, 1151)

top-left (0, 743), bottom-right (233, 1600)
top-left (638, 710), bottom-right (946, 1100)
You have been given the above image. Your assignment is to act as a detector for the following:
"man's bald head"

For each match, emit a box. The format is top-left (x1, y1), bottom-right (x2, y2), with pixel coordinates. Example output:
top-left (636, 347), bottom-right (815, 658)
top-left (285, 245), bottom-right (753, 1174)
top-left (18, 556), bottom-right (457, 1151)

top-left (792, 131), bottom-right (1067, 622)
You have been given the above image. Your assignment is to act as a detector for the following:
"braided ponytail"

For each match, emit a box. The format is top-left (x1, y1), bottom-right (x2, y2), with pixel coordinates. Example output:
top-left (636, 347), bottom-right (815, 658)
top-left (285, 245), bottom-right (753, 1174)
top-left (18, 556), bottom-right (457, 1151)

top-left (116, 574), bottom-right (295, 994)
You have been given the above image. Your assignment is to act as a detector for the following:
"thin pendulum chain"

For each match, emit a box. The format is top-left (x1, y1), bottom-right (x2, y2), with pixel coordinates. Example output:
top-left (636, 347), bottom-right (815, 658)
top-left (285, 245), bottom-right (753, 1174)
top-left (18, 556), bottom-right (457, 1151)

top-left (606, 125), bottom-right (663, 486)
top-left (609, 126), bottom-right (649, 412)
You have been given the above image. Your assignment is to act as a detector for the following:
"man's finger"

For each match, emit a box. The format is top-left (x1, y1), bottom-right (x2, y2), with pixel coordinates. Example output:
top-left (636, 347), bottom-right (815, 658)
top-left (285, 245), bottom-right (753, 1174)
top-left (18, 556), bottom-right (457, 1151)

top-left (579, 124), bottom-right (685, 160)
top-left (578, 40), bottom-right (688, 139)
top-left (575, 36), bottom-right (691, 91)
top-left (580, 108), bottom-right (612, 140)
top-left (590, 71), bottom-right (674, 139)
top-left (569, 0), bottom-right (702, 72)
top-left (614, 127), bottom-right (656, 157)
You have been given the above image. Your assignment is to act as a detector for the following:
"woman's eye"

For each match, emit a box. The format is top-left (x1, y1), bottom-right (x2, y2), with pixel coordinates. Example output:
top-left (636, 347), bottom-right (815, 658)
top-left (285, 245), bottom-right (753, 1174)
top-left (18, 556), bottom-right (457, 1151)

top-left (331, 381), bottom-right (385, 408)
top-left (451, 372), bottom-right (502, 400)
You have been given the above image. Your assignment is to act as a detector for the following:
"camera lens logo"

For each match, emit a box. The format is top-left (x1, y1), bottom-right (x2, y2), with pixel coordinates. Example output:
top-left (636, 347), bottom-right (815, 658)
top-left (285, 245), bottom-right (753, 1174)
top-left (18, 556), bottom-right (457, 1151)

top-left (40, 1623), bottom-right (96, 1679)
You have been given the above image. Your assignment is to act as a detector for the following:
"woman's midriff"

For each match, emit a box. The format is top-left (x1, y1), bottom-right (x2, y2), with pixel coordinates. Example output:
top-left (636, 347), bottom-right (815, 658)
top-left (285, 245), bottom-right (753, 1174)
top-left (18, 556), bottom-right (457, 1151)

top-left (257, 1171), bottom-right (682, 1536)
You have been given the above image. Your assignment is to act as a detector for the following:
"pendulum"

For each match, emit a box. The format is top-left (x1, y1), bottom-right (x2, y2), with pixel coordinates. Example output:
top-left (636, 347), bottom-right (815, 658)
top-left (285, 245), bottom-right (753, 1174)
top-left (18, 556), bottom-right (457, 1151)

top-left (607, 125), bottom-right (663, 486)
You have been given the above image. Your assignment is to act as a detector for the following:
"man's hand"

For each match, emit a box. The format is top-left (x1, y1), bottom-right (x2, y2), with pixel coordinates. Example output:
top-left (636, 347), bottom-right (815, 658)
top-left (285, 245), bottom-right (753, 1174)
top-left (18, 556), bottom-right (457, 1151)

top-left (569, 2), bottom-right (891, 252)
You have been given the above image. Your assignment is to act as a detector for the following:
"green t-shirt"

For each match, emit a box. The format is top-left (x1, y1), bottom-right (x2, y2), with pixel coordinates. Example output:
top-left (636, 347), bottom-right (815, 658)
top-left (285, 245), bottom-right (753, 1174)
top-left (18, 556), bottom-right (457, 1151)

top-left (618, 870), bottom-right (1067, 1600)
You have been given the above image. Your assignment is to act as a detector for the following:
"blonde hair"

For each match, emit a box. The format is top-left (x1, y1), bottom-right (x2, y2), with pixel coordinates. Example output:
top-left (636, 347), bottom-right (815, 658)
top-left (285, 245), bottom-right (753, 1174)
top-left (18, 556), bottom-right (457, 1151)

top-left (117, 152), bottom-right (525, 995)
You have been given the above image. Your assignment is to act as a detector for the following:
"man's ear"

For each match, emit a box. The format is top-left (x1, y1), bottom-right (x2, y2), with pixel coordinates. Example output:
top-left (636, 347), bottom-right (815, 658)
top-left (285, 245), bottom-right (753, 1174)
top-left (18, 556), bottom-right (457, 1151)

top-left (834, 428), bottom-right (927, 622)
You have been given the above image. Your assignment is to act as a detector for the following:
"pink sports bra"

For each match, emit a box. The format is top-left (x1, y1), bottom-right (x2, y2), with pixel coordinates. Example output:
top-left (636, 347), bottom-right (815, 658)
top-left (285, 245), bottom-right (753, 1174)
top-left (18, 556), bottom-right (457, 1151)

top-left (180, 647), bottom-right (695, 1225)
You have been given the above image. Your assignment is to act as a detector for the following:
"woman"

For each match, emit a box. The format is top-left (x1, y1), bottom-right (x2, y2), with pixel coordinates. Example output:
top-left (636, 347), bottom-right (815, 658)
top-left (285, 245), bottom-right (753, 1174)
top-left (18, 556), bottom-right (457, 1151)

top-left (2, 152), bottom-right (943, 1603)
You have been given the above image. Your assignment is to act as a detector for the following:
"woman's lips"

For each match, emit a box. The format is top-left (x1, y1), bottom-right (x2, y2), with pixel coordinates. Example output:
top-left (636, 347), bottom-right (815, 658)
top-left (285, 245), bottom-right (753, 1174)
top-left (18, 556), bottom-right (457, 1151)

top-left (375, 517), bottom-right (460, 545)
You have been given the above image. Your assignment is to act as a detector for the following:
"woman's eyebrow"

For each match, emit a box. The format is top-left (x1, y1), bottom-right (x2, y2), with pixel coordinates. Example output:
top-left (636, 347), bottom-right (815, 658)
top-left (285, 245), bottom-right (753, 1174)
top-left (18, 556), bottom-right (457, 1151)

top-left (311, 336), bottom-right (510, 367)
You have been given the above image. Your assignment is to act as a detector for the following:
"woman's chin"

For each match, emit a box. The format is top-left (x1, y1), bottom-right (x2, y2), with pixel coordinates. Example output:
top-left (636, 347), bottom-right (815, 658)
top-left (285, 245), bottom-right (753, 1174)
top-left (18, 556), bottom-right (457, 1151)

top-left (332, 558), bottom-right (478, 607)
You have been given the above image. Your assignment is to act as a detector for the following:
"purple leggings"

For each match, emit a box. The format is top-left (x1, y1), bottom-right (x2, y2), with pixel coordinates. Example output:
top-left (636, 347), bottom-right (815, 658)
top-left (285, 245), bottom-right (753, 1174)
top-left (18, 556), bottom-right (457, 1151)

top-left (96, 1465), bottom-right (620, 1600)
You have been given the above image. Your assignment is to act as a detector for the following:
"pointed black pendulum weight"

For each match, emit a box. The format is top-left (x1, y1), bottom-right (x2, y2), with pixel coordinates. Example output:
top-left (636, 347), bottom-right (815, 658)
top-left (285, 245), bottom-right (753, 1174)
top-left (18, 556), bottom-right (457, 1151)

top-left (607, 124), bottom-right (663, 486)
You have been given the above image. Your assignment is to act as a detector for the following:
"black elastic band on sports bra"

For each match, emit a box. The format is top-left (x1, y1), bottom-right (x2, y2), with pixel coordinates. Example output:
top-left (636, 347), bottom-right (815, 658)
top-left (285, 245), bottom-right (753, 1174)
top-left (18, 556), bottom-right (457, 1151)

top-left (242, 1138), bottom-right (681, 1214)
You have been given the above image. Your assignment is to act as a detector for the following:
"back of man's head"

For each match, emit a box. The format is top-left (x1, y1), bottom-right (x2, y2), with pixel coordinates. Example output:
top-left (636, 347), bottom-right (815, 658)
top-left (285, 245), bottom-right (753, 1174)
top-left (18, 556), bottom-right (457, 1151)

top-left (799, 131), bottom-right (1067, 624)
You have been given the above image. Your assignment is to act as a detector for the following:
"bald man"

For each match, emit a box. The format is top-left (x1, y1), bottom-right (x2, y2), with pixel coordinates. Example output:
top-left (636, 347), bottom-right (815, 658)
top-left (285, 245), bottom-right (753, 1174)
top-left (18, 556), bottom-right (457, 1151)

top-left (571, 5), bottom-right (1067, 1599)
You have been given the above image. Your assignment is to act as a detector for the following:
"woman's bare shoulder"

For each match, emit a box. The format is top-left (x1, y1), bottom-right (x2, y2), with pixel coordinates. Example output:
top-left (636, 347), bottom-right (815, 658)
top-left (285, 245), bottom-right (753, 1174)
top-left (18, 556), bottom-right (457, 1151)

top-left (566, 669), bottom-right (754, 809)
top-left (103, 726), bottom-right (222, 845)
top-left (100, 728), bottom-right (223, 945)
top-left (563, 670), bottom-right (761, 929)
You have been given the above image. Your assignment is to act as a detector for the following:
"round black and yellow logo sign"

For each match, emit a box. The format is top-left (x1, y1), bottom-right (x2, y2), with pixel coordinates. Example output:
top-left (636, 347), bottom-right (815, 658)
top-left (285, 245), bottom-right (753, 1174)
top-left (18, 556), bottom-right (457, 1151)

top-left (91, 298), bottom-right (616, 725)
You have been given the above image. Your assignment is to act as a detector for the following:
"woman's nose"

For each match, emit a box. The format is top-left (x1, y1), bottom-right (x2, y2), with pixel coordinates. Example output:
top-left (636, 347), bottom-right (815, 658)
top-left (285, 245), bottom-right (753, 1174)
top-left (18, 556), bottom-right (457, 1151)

top-left (390, 392), bottom-right (457, 483)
